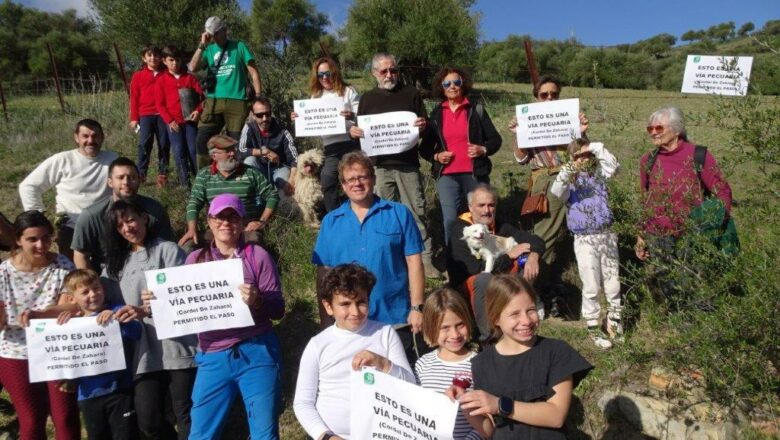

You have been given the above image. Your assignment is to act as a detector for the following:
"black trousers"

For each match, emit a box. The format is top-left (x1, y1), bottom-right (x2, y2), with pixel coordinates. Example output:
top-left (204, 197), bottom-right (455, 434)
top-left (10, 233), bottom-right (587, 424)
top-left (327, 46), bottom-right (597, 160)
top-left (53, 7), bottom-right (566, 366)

top-left (79, 389), bottom-right (138, 440)
top-left (321, 141), bottom-right (359, 213)
top-left (134, 368), bottom-right (196, 440)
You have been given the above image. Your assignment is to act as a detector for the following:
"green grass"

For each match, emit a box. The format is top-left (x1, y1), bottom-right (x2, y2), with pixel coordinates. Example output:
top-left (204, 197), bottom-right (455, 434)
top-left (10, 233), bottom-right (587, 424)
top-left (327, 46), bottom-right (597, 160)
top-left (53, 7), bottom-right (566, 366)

top-left (1, 81), bottom-right (778, 439)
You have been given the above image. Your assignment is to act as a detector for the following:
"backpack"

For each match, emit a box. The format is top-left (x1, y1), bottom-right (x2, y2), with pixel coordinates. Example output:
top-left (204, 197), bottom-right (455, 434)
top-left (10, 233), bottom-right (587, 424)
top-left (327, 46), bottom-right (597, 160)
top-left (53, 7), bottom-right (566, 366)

top-left (644, 145), bottom-right (739, 255)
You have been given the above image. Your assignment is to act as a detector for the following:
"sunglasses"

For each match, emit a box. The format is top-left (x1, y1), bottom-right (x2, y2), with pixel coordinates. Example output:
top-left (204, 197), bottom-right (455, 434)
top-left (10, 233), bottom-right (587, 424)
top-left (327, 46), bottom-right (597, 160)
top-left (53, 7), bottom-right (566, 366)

top-left (538, 91), bottom-right (560, 100)
top-left (441, 79), bottom-right (463, 88)
top-left (376, 67), bottom-right (399, 76)
top-left (317, 71), bottom-right (332, 79)
top-left (253, 111), bottom-right (272, 119)
top-left (646, 125), bottom-right (666, 134)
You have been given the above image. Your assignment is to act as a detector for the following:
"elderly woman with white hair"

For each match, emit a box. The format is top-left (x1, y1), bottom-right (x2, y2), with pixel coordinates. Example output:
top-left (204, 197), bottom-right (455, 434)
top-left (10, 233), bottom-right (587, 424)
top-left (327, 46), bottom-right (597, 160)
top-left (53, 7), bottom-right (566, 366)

top-left (635, 106), bottom-right (734, 261)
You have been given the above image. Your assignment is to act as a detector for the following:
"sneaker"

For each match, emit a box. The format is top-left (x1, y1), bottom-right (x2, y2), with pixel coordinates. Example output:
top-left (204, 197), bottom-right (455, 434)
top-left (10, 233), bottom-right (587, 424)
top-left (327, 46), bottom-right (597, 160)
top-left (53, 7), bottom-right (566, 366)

top-left (156, 174), bottom-right (168, 188)
top-left (536, 301), bottom-right (546, 321)
top-left (588, 326), bottom-right (613, 349)
top-left (606, 316), bottom-right (624, 342)
top-left (423, 258), bottom-right (442, 279)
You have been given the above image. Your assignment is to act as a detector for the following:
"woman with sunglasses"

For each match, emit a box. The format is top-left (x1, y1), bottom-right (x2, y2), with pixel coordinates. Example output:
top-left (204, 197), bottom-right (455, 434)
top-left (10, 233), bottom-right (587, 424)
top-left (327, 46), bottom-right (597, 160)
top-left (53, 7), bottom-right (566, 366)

top-left (291, 57), bottom-right (360, 212)
top-left (0, 211), bottom-right (81, 440)
top-left (420, 67), bottom-right (502, 244)
top-left (103, 200), bottom-right (197, 440)
top-left (510, 75), bottom-right (589, 318)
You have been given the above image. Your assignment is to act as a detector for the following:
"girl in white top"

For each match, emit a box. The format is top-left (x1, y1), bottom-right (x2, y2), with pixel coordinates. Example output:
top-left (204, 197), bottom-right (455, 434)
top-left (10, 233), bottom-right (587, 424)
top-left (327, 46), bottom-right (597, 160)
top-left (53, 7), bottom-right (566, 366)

top-left (293, 264), bottom-right (414, 440)
top-left (291, 57), bottom-right (360, 213)
top-left (415, 287), bottom-right (487, 440)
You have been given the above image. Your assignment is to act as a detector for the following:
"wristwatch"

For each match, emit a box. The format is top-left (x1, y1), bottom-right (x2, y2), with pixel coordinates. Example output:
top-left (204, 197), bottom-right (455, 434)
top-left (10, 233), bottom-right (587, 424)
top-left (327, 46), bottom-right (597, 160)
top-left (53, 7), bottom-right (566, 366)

top-left (498, 396), bottom-right (514, 418)
top-left (410, 304), bottom-right (423, 313)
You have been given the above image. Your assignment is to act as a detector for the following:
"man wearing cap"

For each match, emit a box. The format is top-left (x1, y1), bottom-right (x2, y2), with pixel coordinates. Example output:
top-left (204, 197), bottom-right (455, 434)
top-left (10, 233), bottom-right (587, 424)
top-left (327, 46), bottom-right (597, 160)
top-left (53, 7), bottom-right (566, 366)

top-left (188, 16), bottom-right (263, 169)
top-left (179, 134), bottom-right (278, 247)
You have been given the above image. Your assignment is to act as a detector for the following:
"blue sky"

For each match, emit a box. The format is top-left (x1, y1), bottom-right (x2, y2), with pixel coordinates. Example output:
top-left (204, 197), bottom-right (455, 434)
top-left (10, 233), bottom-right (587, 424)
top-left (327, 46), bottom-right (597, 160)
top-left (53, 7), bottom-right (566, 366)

top-left (16, 0), bottom-right (780, 46)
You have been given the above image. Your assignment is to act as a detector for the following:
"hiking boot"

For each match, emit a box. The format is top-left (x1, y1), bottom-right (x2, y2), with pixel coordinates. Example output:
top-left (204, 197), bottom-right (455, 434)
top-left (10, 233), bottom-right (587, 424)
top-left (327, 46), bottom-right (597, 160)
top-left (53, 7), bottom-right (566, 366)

top-left (588, 326), bottom-right (613, 350)
top-left (156, 174), bottom-right (168, 188)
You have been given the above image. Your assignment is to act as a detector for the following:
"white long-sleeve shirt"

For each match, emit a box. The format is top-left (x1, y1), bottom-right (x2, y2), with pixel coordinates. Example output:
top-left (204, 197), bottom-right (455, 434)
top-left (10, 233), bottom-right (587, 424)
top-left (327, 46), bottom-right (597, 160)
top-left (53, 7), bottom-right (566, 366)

top-left (19, 149), bottom-right (118, 228)
top-left (293, 320), bottom-right (415, 439)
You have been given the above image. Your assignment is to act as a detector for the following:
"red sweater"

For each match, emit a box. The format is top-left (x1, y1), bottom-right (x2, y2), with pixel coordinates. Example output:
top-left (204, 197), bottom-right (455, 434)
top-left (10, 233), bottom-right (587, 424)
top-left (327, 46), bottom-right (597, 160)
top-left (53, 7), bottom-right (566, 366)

top-left (639, 140), bottom-right (732, 236)
top-left (156, 71), bottom-right (204, 124)
top-left (129, 68), bottom-right (163, 121)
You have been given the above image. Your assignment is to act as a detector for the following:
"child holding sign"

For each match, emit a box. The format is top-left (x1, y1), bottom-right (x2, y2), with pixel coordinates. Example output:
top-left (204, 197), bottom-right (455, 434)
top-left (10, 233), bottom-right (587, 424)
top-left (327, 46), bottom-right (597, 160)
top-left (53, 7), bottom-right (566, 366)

top-left (450, 275), bottom-right (592, 440)
top-left (293, 264), bottom-right (415, 440)
top-left (58, 269), bottom-right (142, 440)
top-left (415, 287), bottom-right (488, 440)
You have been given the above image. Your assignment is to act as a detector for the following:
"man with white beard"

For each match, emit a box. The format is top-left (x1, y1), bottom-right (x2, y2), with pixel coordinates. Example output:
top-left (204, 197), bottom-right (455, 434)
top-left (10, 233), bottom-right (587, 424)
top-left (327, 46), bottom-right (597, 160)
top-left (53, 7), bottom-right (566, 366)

top-left (179, 134), bottom-right (278, 247)
top-left (349, 53), bottom-right (440, 278)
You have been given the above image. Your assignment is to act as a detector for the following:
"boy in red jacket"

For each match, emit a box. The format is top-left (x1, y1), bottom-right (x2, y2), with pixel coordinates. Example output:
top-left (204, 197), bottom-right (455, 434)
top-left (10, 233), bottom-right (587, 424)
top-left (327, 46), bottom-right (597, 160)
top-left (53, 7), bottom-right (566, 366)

top-left (129, 44), bottom-right (169, 187)
top-left (157, 45), bottom-right (204, 187)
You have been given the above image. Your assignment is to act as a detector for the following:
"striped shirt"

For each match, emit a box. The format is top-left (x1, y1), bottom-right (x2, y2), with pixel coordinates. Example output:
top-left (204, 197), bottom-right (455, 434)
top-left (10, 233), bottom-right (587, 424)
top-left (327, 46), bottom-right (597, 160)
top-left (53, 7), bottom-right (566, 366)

top-left (185, 164), bottom-right (279, 222)
top-left (415, 350), bottom-right (484, 440)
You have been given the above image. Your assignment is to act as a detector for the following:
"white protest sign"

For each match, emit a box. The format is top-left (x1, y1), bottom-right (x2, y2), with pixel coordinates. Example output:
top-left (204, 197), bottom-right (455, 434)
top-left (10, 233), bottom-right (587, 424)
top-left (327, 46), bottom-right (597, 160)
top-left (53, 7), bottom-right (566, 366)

top-left (357, 111), bottom-right (420, 156)
top-left (26, 318), bottom-right (126, 383)
top-left (294, 98), bottom-right (347, 137)
top-left (350, 368), bottom-right (458, 440)
top-left (146, 258), bottom-right (254, 339)
top-left (681, 55), bottom-right (753, 96)
top-left (515, 98), bottom-right (581, 149)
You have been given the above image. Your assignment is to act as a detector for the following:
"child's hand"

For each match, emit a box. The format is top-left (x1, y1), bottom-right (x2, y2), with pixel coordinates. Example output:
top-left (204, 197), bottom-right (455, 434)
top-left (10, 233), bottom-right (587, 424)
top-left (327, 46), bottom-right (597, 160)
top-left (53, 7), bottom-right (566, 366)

top-left (96, 310), bottom-right (114, 325)
top-left (351, 350), bottom-right (391, 373)
top-left (140, 290), bottom-right (156, 316)
top-left (459, 390), bottom-right (500, 417)
top-left (56, 311), bottom-right (76, 325)
top-left (58, 380), bottom-right (75, 393)
top-left (114, 305), bottom-right (141, 323)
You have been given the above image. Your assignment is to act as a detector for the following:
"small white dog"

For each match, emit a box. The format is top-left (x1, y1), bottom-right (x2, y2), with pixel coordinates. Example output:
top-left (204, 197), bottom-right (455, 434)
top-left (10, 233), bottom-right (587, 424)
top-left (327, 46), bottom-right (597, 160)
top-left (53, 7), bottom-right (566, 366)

top-left (293, 149), bottom-right (325, 229)
top-left (462, 223), bottom-right (518, 273)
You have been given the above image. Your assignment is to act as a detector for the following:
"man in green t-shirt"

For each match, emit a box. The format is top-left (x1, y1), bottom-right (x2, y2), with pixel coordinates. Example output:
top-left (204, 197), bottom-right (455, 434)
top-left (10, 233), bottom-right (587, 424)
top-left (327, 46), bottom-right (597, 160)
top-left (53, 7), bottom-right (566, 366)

top-left (188, 16), bottom-right (263, 169)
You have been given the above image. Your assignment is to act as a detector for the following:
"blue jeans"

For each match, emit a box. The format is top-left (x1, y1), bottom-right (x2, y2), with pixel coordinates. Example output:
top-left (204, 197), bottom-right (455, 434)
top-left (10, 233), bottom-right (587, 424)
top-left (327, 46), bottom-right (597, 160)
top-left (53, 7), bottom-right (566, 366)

top-left (436, 173), bottom-right (486, 243)
top-left (138, 115), bottom-right (170, 178)
top-left (168, 122), bottom-right (198, 186)
top-left (188, 332), bottom-right (282, 440)
top-left (243, 157), bottom-right (291, 190)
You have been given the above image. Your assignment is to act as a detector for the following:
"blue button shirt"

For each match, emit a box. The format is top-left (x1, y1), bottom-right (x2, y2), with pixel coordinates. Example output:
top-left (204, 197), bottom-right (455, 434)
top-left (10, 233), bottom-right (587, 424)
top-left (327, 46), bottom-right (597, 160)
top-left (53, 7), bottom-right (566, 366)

top-left (312, 197), bottom-right (423, 325)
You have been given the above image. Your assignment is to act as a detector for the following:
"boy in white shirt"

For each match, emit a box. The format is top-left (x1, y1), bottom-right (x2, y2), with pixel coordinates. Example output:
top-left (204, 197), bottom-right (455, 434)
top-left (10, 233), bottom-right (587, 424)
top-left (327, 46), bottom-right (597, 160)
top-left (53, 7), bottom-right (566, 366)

top-left (293, 264), bottom-right (415, 440)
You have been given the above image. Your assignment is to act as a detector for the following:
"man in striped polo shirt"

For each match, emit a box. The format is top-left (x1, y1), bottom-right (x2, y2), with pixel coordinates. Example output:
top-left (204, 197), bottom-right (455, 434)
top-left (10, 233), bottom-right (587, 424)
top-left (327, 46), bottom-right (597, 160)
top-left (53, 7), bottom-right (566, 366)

top-left (179, 134), bottom-right (279, 247)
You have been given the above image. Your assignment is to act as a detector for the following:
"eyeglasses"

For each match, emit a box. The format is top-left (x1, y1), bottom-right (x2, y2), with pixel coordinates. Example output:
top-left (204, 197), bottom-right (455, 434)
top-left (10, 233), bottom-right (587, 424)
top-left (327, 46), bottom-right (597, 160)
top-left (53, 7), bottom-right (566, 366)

top-left (343, 175), bottom-right (371, 185)
top-left (253, 111), bottom-right (272, 119)
top-left (317, 71), bottom-right (332, 79)
top-left (376, 67), bottom-right (399, 76)
top-left (208, 213), bottom-right (242, 223)
top-left (646, 125), bottom-right (666, 134)
top-left (538, 91), bottom-right (560, 100)
top-left (441, 79), bottom-right (463, 88)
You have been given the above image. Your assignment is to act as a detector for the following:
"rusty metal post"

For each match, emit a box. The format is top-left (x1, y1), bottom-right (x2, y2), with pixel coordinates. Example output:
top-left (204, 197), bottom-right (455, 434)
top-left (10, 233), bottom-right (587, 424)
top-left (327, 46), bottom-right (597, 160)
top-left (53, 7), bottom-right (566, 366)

top-left (46, 43), bottom-right (66, 111)
top-left (114, 43), bottom-right (130, 95)
top-left (523, 39), bottom-right (539, 87)
top-left (0, 82), bottom-right (8, 122)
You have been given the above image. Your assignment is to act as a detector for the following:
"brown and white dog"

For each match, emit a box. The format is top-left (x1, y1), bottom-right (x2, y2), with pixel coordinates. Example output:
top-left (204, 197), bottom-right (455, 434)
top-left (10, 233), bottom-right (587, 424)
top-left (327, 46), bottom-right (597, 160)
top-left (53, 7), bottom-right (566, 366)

top-left (294, 148), bottom-right (325, 228)
top-left (462, 223), bottom-right (518, 273)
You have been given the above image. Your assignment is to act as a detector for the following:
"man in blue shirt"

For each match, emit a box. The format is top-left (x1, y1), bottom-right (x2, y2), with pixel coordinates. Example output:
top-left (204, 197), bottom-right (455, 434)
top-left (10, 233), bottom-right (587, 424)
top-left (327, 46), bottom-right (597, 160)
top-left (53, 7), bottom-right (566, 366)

top-left (312, 151), bottom-right (426, 362)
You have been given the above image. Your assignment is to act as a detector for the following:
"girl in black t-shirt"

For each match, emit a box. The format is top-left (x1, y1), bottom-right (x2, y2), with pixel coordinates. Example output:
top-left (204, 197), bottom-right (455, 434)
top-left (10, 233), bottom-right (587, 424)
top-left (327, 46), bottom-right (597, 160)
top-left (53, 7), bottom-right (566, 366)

top-left (448, 275), bottom-right (592, 439)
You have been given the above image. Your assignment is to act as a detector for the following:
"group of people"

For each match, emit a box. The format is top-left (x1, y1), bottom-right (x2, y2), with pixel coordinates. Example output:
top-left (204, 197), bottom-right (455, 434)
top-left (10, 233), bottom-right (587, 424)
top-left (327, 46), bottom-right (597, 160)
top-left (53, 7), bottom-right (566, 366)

top-left (2, 14), bottom-right (736, 440)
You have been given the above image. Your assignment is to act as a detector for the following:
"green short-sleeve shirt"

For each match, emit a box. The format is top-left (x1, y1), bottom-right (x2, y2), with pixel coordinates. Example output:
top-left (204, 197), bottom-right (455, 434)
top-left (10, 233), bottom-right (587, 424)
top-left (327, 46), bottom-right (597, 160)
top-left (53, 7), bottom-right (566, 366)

top-left (201, 39), bottom-right (255, 100)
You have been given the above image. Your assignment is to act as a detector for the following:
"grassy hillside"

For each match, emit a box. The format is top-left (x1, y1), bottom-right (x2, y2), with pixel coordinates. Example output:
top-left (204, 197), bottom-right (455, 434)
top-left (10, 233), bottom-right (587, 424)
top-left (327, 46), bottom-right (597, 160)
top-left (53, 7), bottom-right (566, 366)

top-left (0, 81), bottom-right (777, 439)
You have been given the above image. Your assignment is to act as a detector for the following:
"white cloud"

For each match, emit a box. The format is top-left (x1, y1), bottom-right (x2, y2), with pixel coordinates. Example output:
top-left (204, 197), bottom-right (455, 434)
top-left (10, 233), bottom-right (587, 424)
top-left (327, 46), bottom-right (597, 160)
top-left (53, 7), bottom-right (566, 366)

top-left (15, 0), bottom-right (91, 16)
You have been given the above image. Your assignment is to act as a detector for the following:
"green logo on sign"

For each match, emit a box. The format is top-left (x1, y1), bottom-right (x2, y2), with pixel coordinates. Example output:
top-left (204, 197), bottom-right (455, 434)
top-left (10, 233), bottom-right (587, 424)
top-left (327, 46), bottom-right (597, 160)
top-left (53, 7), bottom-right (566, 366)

top-left (35, 322), bottom-right (46, 333)
top-left (298, 101), bottom-right (305, 108)
top-left (521, 106), bottom-right (529, 114)
top-left (693, 56), bottom-right (701, 63)
top-left (363, 117), bottom-right (370, 123)
top-left (156, 273), bottom-right (166, 284)
top-left (363, 372), bottom-right (375, 385)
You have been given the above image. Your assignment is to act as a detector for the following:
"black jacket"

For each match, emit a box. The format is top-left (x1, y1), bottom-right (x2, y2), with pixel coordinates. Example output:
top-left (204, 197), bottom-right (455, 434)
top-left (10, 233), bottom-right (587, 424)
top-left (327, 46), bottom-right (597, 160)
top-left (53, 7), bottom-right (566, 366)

top-left (419, 101), bottom-right (502, 179)
top-left (446, 217), bottom-right (545, 289)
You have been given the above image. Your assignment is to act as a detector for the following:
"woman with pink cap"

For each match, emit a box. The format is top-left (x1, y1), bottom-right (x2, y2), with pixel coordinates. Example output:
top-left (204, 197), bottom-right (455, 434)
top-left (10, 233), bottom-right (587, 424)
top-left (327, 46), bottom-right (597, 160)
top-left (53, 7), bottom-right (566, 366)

top-left (179, 193), bottom-right (285, 440)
